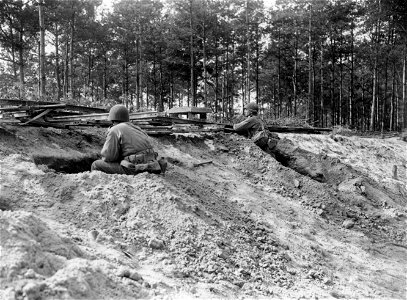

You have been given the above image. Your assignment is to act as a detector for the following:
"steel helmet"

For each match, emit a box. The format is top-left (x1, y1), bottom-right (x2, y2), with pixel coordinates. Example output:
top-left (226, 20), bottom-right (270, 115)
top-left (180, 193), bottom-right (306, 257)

top-left (108, 105), bottom-right (129, 122)
top-left (246, 102), bottom-right (259, 113)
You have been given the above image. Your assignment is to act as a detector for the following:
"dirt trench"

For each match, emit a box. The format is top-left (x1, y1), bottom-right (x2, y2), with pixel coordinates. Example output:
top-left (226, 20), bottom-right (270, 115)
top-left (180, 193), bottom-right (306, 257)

top-left (0, 124), bottom-right (406, 300)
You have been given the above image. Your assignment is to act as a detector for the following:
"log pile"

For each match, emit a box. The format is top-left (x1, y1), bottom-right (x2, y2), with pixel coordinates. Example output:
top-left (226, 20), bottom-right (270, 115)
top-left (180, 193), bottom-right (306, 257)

top-left (0, 99), bottom-right (331, 135)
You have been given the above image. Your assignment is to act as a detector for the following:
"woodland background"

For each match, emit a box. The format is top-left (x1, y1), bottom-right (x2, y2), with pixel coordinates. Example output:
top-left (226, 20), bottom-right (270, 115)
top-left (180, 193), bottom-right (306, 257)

top-left (0, 0), bottom-right (406, 130)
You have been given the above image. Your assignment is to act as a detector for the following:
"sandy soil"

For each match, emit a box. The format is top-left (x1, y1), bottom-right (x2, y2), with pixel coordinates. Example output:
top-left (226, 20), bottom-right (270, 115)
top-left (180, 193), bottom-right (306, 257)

top-left (0, 124), bottom-right (406, 300)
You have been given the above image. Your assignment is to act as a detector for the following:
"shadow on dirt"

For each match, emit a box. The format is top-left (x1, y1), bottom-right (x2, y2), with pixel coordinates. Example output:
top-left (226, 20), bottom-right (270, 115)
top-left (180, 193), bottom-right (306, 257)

top-left (32, 153), bottom-right (100, 173)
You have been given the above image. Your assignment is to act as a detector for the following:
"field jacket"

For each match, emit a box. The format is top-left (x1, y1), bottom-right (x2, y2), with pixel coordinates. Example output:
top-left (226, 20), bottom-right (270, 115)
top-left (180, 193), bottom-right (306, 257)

top-left (233, 116), bottom-right (264, 138)
top-left (101, 122), bottom-right (153, 162)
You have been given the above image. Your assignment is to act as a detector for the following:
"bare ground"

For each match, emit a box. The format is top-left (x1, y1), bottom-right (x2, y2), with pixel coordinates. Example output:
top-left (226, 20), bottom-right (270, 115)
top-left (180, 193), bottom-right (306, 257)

top-left (0, 124), bottom-right (406, 300)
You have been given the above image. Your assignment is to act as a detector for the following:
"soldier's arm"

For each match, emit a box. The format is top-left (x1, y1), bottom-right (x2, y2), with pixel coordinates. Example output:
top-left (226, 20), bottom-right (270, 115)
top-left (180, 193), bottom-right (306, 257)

top-left (233, 117), bottom-right (255, 133)
top-left (101, 130), bottom-right (121, 162)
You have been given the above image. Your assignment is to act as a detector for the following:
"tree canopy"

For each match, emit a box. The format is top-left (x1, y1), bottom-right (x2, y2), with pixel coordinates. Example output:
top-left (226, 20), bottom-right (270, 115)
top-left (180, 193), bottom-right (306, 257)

top-left (0, 0), bottom-right (406, 130)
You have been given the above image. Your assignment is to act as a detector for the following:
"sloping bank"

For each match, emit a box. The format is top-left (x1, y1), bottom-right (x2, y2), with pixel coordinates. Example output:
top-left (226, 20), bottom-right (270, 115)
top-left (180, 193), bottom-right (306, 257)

top-left (0, 125), bottom-right (406, 299)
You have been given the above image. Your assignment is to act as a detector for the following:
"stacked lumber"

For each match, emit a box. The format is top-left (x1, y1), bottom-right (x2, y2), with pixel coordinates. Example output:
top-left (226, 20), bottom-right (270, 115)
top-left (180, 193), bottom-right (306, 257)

top-left (0, 98), bottom-right (107, 114)
top-left (0, 99), bottom-right (107, 127)
top-left (0, 99), bottom-right (331, 134)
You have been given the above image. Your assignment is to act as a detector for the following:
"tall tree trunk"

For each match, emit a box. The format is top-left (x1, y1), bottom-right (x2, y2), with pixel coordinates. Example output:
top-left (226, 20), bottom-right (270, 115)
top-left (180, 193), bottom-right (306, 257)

top-left (159, 47), bottom-right (164, 112)
top-left (320, 40), bottom-right (324, 127)
top-left (381, 20), bottom-right (394, 132)
top-left (370, 53), bottom-right (378, 130)
top-left (278, 27), bottom-right (281, 118)
top-left (370, 8), bottom-right (381, 131)
top-left (403, 46), bottom-right (406, 129)
top-left (9, 26), bottom-right (17, 87)
top-left (308, 4), bottom-right (313, 123)
top-left (395, 76), bottom-right (399, 129)
top-left (246, 0), bottom-right (251, 104)
top-left (153, 51), bottom-right (157, 110)
top-left (103, 53), bottom-right (107, 99)
top-left (226, 43), bottom-right (230, 117)
top-left (256, 24), bottom-right (260, 108)
top-left (215, 39), bottom-right (219, 114)
top-left (90, 54), bottom-right (94, 102)
top-left (39, 0), bottom-right (46, 100)
top-left (222, 59), bottom-right (226, 120)
top-left (69, 16), bottom-right (75, 99)
top-left (390, 62), bottom-right (396, 130)
top-left (382, 56), bottom-right (389, 132)
top-left (330, 37), bottom-right (335, 126)
top-left (87, 52), bottom-right (91, 100)
top-left (293, 21), bottom-right (298, 116)
top-left (350, 26), bottom-right (354, 127)
top-left (339, 49), bottom-right (343, 125)
top-left (63, 38), bottom-right (68, 100)
top-left (189, 0), bottom-right (195, 106)
top-left (139, 33), bottom-right (143, 110)
top-left (202, 22), bottom-right (207, 107)
top-left (18, 31), bottom-right (25, 99)
top-left (146, 72), bottom-right (149, 109)
top-left (241, 50), bottom-right (245, 113)
top-left (371, 62), bottom-right (378, 130)
top-left (170, 72), bottom-right (174, 109)
top-left (136, 35), bottom-right (141, 110)
top-left (230, 42), bottom-right (234, 117)
top-left (312, 45), bottom-right (316, 124)
top-left (272, 76), bottom-right (276, 118)
top-left (55, 24), bottom-right (61, 101)
top-left (361, 77), bottom-right (365, 130)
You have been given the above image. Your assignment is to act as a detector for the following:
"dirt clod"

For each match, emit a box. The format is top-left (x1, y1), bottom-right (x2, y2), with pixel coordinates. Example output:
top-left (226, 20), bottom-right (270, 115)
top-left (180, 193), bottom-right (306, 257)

top-left (342, 220), bottom-right (355, 229)
top-left (148, 238), bottom-right (165, 250)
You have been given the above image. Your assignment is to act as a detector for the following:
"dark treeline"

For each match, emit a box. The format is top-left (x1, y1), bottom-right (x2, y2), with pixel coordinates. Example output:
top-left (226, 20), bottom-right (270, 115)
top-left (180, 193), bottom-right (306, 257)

top-left (0, 0), bottom-right (406, 130)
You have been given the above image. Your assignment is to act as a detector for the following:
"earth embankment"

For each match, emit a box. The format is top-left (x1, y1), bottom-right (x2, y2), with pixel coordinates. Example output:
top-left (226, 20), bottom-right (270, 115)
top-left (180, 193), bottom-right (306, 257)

top-left (0, 124), bottom-right (406, 299)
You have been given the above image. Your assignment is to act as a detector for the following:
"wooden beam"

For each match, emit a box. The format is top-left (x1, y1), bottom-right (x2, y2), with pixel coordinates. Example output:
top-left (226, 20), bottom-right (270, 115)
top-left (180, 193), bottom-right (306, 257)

top-left (0, 103), bottom-right (66, 112)
top-left (167, 106), bottom-right (212, 114)
top-left (21, 108), bottom-right (54, 125)
top-left (0, 98), bottom-right (107, 114)
top-left (48, 111), bottom-right (164, 123)
top-left (266, 126), bottom-right (331, 133)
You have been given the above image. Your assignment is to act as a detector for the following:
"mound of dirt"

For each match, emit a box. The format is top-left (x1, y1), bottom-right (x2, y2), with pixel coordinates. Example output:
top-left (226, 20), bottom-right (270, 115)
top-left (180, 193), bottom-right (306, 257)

top-left (0, 124), bottom-right (406, 299)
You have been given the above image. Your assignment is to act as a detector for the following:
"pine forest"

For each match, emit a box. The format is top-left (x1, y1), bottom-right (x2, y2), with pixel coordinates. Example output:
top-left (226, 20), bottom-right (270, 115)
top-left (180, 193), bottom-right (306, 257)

top-left (0, 0), bottom-right (406, 131)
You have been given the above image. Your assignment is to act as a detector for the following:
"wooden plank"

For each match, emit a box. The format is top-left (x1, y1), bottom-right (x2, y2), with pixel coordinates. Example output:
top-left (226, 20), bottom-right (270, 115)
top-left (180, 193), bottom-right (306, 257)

top-left (50, 112), bottom-right (109, 122)
top-left (167, 106), bottom-right (212, 114)
top-left (49, 110), bottom-right (164, 123)
top-left (266, 126), bottom-right (331, 133)
top-left (224, 125), bottom-right (331, 134)
top-left (0, 119), bottom-right (20, 124)
top-left (151, 116), bottom-right (214, 125)
top-left (0, 111), bottom-right (28, 119)
top-left (138, 125), bottom-right (172, 129)
top-left (144, 130), bottom-right (172, 135)
top-left (0, 103), bottom-right (66, 112)
top-left (50, 120), bottom-right (111, 127)
top-left (18, 119), bottom-right (68, 129)
top-left (130, 111), bottom-right (164, 119)
top-left (50, 112), bottom-right (214, 124)
top-left (21, 108), bottom-right (54, 125)
top-left (0, 98), bottom-right (107, 114)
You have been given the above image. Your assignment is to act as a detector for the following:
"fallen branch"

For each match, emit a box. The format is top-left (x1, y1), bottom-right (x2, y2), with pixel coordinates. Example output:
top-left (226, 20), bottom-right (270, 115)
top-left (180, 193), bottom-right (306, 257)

top-left (193, 160), bottom-right (213, 167)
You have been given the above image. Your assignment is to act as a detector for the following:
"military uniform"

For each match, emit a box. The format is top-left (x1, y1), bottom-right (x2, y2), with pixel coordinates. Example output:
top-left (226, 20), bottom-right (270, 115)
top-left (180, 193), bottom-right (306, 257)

top-left (233, 102), bottom-right (279, 153)
top-left (91, 105), bottom-right (163, 175)
top-left (233, 116), bottom-right (264, 138)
